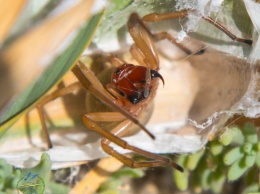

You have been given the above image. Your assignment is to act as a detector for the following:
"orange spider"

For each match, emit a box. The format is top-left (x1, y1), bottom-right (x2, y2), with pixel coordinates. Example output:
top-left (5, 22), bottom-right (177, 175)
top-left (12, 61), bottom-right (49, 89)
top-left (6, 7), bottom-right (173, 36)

top-left (37, 10), bottom-right (252, 172)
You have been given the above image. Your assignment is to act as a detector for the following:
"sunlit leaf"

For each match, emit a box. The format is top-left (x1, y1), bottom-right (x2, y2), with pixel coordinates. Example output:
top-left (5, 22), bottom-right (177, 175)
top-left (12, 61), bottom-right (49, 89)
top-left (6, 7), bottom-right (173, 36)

top-left (0, 0), bottom-right (26, 43)
top-left (0, 2), bottom-right (103, 133)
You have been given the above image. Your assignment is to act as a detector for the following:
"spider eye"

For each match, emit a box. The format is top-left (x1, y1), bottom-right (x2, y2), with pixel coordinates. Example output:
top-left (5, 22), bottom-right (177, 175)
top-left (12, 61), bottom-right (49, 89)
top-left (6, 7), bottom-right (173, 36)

top-left (115, 68), bottom-right (122, 75)
top-left (128, 94), bottom-right (141, 104)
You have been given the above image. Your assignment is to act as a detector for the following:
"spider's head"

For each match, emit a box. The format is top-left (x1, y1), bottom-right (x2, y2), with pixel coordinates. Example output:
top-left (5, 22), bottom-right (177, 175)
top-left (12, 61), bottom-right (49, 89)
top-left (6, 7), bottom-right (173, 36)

top-left (111, 64), bottom-right (164, 104)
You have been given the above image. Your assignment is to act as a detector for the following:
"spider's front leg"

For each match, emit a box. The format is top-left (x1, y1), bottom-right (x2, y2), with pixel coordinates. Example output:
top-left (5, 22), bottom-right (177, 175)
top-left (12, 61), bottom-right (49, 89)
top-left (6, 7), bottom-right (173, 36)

top-left (81, 113), bottom-right (183, 171)
top-left (127, 13), bottom-right (160, 70)
top-left (127, 12), bottom-right (194, 70)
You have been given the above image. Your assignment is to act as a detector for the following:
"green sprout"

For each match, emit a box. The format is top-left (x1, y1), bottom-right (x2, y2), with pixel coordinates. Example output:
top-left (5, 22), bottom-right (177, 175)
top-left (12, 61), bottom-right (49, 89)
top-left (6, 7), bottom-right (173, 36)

top-left (173, 122), bottom-right (260, 194)
top-left (0, 153), bottom-right (69, 194)
top-left (0, 159), bottom-right (21, 193)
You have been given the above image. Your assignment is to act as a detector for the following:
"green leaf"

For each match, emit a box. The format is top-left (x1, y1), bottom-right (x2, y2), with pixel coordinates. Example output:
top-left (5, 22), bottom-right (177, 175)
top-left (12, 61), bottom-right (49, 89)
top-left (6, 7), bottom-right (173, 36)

top-left (220, 126), bottom-right (245, 146)
top-left (219, 129), bottom-right (234, 146)
top-left (256, 142), bottom-right (260, 152)
top-left (186, 149), bottom-right (204, 170)
top-left (112, 167), bottom-right (144, 179)
top-left (227, 158), bottom-right (248, 181)
top-left (242, 183), bottom-right (260, 194)
top-left (223, 146), bottom-right (244, 165)
top-left (211, 168), bottom-right (225, 194)
top-left (201, 168), bottom-right (211, 190)
top-left (173, 169), bottom-right (189, 191)
top-left (98, 190), bottom-right (120, 194)
top-left (210, 141), bottom-right (223, 156)
top-left (243, 143), bottom-right (253, 154)
top-left (49, 182), bottom-right (70, 194)
top-left (99, 167), bottom-right (144, 193)
top-left (17, 153), bottom-right (51, 194)
top-left (98, 178), bottom-right (122, 193)
top-left (0, 13), bottom-right (103, 133)
top-left (174, 156), bottom-right (189, 191)
top-left (243, 123), bottom-right (258, 144)
top-left (243, 155), bottom-right (256, 168)
top-left (0, 159), bottom-right (21, 191)
top-left (256, 152), bottom-right (260, 168)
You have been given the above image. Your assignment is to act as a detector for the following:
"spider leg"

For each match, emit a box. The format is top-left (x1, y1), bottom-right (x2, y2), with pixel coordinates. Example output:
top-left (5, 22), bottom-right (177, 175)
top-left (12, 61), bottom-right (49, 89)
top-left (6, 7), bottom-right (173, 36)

top-left (129, 12), bottom-right (194, 65)
top-left (150, 32), bottom-right (194, 55)
top-left (101, 139), bottom-right (170, 168)
top-left (72, 61), bottom-right (155, 139)
top-left (106, 84), bottom-right (130, 105)
top-left (109, 56), bottom-right (125, 67)
top-left (201, 16), bottom-right (252, 45)
top-left (128, 13), bottom-right (159, 69)
top-left (36, 106), bottom-right (53, 148)
top-left (142, 10), bottom-right (252, 45)
top-left (128, 13), bottom-right (196, 72)
top-left (127, 15), bottom-right (162, 100)
top-left (142, 10), bottom-right (188, 22)
top-left (130, 44), bottom-right (147, 67)
top-left (36, 82), bottom-right (83, 148)
top-left (82, 113), bottom-right (183, 171)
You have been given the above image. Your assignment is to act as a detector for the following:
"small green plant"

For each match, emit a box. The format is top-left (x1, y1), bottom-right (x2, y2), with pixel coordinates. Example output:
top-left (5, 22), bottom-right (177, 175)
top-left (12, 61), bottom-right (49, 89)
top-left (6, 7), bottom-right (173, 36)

top-left (174, 122), bottom-right (260, 194)
top-left (0, 153), bottom-right (51, 193)
top-left (0, 159), bottom-right (21, 193)
top-left (0, 153), bottom-right (69, 194)
top-left (17, 153), bottom-right (51, 194)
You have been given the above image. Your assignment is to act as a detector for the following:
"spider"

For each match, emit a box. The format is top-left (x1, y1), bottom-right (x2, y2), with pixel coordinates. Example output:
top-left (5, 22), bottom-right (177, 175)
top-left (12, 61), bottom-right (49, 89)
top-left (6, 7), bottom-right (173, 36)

top-left (36, 10), bottom-right (252, 172)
